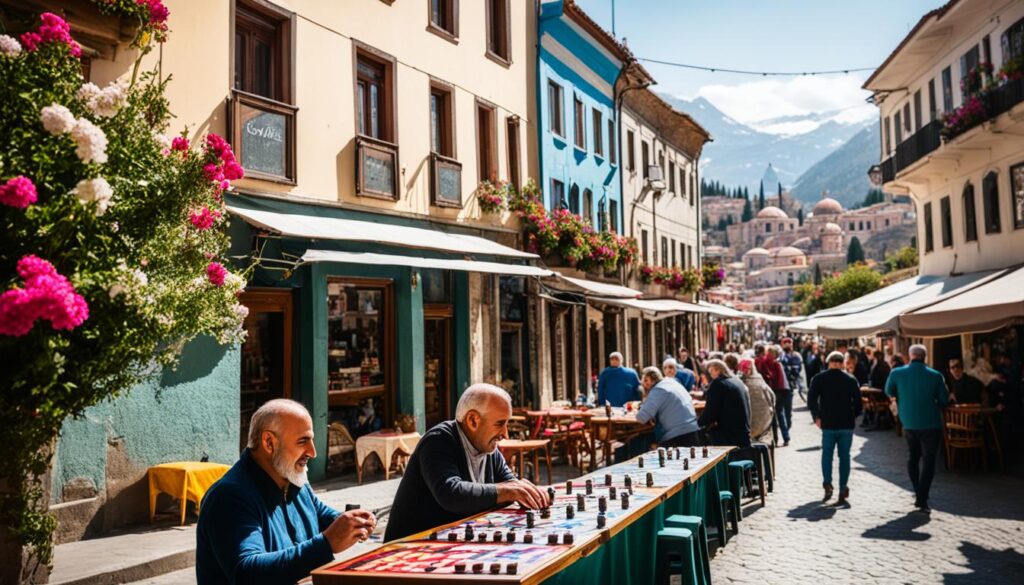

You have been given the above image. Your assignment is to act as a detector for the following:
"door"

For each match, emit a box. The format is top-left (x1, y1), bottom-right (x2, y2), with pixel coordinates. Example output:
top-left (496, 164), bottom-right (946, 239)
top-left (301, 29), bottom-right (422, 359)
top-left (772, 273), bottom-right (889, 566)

top-left (239, 288), bottom-right (293, 451)
top-left (424, 306), bottom-right (453, 429)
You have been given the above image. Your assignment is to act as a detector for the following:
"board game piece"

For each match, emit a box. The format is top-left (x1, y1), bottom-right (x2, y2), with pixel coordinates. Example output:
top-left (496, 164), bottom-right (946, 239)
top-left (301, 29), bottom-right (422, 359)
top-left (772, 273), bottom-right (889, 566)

top-left (490, 563), bottom-right (501, 574)
top-left (526, 510), bottom-right (535, 528)
top-left (576, 493), bottom-right (585, 510)
top-left (703, 446), bottom-right (709, 458)
top-left (683, 458), bottom-right (689, 470)
top-left (638, 456), bottom-right (645, 468)
top-left (609, 486), bottom-right (617, 500)
top-left (675, 447), bottom-right (681, 459)
top-left (565, 504), bottom-right (575, 519)
top-left (624, 474), bottom-right (632, 489)
top-left (646, 472), bottom-right (654, 487)
top-left (492, 531), bottom-right (502, 542)
top-left (566, 480), bottom-right (573, 494)
top-left (428, 531), bottom-right (438, 540)
top-left (667, 449), bottom-right (673, 460)
top-left (690, 447), bottom-right (696, 459)
top-left (454, 562), bottom-right (466, 574)
top-left (447, 531), bottom-right (458, 542)
top-left (540, 507), bottom-right (551, 519)
top-left (477, 532), bottom-right (487, 542)
top-left (621, 493), bottom-right (630, 509)
top-left (604, 473), bottom-right (612, 486)
top-left (597, 512), bottom-right (607, 528)
top-left (506, 529), bottom-right (516, 542)
top-left (604, 403), bottom-right (612, 418)
top-left (464, 525), bottom-right (474, 541)
top-left (598, 495), bottom-right (607, 512)
top-left (345, 504), bottom-right (360, 511)
top-left (524, 531), bottom-right (534, 544)
top-left (507, 562), bottom-right (518, 575)
top-left (659, 457), bottom-right (666, 468)
top-left (547, 533), bottom-right (558, 545)
top-left (547, 486), bottom-right (556, 501)
top-left (472, 562), bottom-right (484, 574)
top-left (585, 478), bottom-right (593, 495)
top-left (563, 532), bottom-right (574, 545)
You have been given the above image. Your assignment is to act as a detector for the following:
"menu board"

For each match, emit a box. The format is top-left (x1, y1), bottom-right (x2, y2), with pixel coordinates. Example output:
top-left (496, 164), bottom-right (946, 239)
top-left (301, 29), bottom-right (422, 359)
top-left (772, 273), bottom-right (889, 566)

top-left (240, 105), bottom-right (287, 178)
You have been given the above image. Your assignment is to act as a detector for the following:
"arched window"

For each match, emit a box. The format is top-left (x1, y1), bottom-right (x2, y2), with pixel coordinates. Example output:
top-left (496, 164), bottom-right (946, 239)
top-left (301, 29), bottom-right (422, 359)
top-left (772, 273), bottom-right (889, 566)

top-left (568, 184), bottom-right (580, 215)
top-left (963, 182), bottom-right (978, 242)
top-left (982, 171), bottom-right (1001, 234)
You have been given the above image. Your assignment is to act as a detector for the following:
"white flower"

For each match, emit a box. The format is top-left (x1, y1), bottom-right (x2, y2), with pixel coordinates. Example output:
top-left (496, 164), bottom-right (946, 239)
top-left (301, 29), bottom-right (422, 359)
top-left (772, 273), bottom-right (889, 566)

top-left (153, 133), bottom-right (171, 151)
top-left (76, 82), bottom-right (101, 103)
top-left (70, 118), bottom-right (108, 164)
top-left (234, 304), bottom-right (250, 320)
top-left (0, 35), bottom-right (21, 56)
top-left (91, 82), bottom-right (126, 118)
top-left (72, 177), bottom-right (113, 215)
top-left (40, 104), bottom-right (76, 135)
top-left (133, 269), bottom-right (148, 287)
top-left (110, 221), bottom-right (120, 233)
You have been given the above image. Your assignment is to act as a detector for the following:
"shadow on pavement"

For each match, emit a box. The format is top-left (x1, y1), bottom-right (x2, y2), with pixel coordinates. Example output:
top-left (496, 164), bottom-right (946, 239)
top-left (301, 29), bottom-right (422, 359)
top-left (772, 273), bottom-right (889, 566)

top-left (787, 500), bottom-right (838, 522)
top-left (943, 542), bottom-right (1024, 585)
top-left (861, 511), bottom-right (932, 541)
top-left (796, 445), bottom-right (822, 452)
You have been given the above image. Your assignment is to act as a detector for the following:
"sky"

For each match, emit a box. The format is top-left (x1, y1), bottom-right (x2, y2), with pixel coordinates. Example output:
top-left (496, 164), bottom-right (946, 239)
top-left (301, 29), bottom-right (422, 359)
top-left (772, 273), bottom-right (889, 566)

top-left (574, 0), bottom-right (946, 130)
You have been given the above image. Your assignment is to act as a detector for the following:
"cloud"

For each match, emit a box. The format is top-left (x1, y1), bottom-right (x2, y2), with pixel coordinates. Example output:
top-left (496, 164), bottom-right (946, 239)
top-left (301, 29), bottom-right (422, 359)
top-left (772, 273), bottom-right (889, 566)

top-left (692, 73), bottom-right (875, 126)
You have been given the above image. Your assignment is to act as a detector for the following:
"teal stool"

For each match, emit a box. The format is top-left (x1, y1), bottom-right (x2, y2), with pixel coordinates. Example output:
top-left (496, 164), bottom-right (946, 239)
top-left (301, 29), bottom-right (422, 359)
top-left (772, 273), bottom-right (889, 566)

top-left (666, 514), bottom-right (712, 585)
top-left (719, 490), bottom-right (739, 536)
top-left (728, 460), bottom-right (758, 513)
top-left (655, 527), bottom-right (701, 585)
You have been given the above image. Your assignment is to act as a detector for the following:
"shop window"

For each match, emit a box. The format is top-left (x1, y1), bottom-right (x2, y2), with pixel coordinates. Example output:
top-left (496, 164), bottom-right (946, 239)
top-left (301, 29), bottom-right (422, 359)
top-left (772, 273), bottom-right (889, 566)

top-left (963, 182), bottom-right (978, 242)
top-left (422, 270), bottom-right (452, 304)
top-left (548, 81), bottom-right (564, 137)
top-left (486, 0), bottom-right (510, 64)
top-left (983, 171), bottom-right (1002, 234)
top-left (428, 0), bottom-right (458, 40)
top-left (940, 195), bottom-right (953, 247)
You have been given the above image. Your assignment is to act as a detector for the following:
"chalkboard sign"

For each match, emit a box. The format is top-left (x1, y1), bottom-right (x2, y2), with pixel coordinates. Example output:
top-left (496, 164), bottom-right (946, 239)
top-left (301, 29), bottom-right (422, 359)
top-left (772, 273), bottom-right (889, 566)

top-left (361, 147), bottom-right (396, 197)
top-left (240, 105), bottom-right (287, 177)
top-left (435, 162), bottom-right (461, 205)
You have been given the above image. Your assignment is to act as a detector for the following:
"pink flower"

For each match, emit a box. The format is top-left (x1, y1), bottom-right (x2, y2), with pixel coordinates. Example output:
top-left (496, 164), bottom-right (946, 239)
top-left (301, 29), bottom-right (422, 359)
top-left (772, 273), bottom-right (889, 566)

top-left (222, 160), bottom-right (244, 181)
top-left (138, 0), bottom-right (170, 25)
top-left (189, 206), bottom-right (222, 230)
top-left (21, 13), bottom-right (81, 58)
top-left (0, 176), bottom-right (38, 209)
top-left (204, 133), bottom-right (231, 159)
top-left (206, 262), bottom-right (227, 287)
top-left (171, 136), bottom-right (189, 152)
top-left (0, 255), bottom-right (89, 336)
top-left (203, 163), bottom-right (223, 183)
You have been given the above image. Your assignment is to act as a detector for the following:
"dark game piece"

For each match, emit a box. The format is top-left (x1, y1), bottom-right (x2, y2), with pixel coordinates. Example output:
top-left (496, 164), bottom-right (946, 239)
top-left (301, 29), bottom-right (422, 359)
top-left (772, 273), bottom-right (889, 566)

top-left (585, 478), bottom-right (593, 495)
top-left (605, 403), bottom-right (613, 418)
top-left (597, 512), bottom-right (607, 528)
top-left (659, 457), bottom-right (666, 468)
top-left (566, 504), bottom-right (575, 519)
top-left (566, 480), bottom-right (573, 494)
top-left (428, 531), bottom-right (438, 540)
top-left (638, 456), bottom-right (645, 468)
top-left (507, 562), bottom-right (519, 575)
top-left (526, 510), bottom-right (535, 528)
top-left (667, 449), bottom-right (673, 460)
top-left (690, 447), bottom-right (696, 459)
top-left (506, 529), bottom-right (517, 543)
top-left (609, 486), bottom-right (617, 500)
top-left (598, 495), bottom-right (608, 512)
top-left (621, 492), bottom-right (630, 509)
top-left (604, 473), bottom-right (612, 486)
top-left (472, 562), bottom-right (484, 574)
top-left (345, 504), bottom-right (361, 511)
top-left (703, 446), bottom-right (709, 458)
top-left (683, 458), bottom-right (689, 470)
top-left (524, 531), bottom-right (534, 544)
top-left (493, 531), bottom-right (503, 542)
top-left (576, 493), bottom-right (586, 511)
top-left (478, 532), bottom-right (487, 542)
top-left (540, 507), bottom-right (551, 519)
top-left (547, 532), bottom-right (559, 545)
top-left (563, 532), bottom-right (574, 545)
top-left (547, 486), bottom-right (556, 501)
top-left (448, 531), bottom-right (458, 542)
top-left (454, 562), bottom-right (466, 574)
top-left (464, 526), bottom-right (474, 540)
top-left (624, 474), bottom-right (632, 489)
top-left (646, 472), bottom-right (654, 487)
top-left (490, 563), bottom-right (502, 575)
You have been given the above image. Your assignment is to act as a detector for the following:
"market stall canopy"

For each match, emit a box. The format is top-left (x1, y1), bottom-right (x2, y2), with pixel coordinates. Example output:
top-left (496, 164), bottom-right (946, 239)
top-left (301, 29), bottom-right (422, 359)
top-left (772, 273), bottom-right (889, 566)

top-left (300, 250), bottom-right (554, 277)
top-left (811, 275), bottom-right (940, 318)
top-left (792, 270), bottom-right (1001, 337)
top-left (227, 205), bottom-right (537, 259)
top-left (744, 311), bottom-right (802, 323)
top-left (697, 301), bottom-right (748, 319)
top-left (899, 265), bottom-right (1024, 336)
top-left (548, 274), bottom-right (642, 298)
top-left (589, 296), bottom-right (703, 318)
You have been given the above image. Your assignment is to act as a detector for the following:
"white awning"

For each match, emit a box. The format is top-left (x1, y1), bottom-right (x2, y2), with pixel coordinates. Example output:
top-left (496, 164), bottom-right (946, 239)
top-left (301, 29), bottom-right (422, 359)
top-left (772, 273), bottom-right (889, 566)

top-left (549, 274), bottom-right (642, 298)
top-left (228, 205), bottom-right (536, 259)
top-left (590, 296), bottom-right (702, 318)
top-left (899, 265), bottom-right (1024, 336)
top-left (745, 312), bottom-right (802, 323)
top-left (811, 275), bottom-right (939, 318)
top-left (300, 249), bottom-right (553, 277)
top-left (697, 301), bottom-right (748, 319)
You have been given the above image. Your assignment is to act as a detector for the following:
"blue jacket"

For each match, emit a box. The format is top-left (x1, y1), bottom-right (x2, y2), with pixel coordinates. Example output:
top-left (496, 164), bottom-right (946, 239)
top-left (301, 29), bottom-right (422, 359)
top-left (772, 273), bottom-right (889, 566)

top-left (674, 368), bottom-right (696, 392)
top-left (196, 449), bottom-right (340, 585)
top-left (885, 361), bottom-right (949, 430)
top-left (597, 366), bottom-right (642, 406)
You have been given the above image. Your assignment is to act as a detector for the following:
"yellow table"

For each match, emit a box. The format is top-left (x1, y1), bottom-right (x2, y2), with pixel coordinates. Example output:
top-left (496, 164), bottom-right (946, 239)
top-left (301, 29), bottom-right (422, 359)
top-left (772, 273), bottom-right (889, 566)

top-left (148, 461), bottom-right (230, 525)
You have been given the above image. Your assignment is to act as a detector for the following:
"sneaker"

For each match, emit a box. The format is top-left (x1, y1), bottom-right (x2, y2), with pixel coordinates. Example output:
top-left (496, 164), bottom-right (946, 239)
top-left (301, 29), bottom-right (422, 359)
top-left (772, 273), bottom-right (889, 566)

top-left (837, 487), bottom-right (849, 504)
top-left (914, 500), bottom-right (931, 513)
top-left (823, 484), bottom-right (834, 501)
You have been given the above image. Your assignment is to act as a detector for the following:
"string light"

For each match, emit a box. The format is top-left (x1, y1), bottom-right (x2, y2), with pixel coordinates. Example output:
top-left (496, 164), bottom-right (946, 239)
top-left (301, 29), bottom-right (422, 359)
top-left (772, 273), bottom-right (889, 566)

top-left (638, 57), bottom-right (874, 77)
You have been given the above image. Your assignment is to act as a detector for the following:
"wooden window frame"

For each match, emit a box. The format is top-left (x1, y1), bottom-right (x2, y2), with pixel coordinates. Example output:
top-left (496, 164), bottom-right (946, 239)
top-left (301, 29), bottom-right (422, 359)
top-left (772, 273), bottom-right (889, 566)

top-left (592, 109), bottom-right (604, 157)
top-left (475, 99), bottom-right (498, 184)
top-left (982, 171), bottom-right (1002, 234)
top-left (427, 0), bottom-right (459, 43)
top-left (232, 1), bottom-right (293, 103)
top-left (963, 182), bottom-right (978, 242)
top-left (353, 41), bottom-right (398, 145)
top-left (923, 201), bottom-right (934, 253)
top-left (573, 95), bottom-right (586, 151)
top-left (627, 130), bottom-right (635, 172)
top-left (506, 116), bottom-right (521, 191)
top-left (230, 91), bottom-right (298, 185)
top-left (485, 0), bottom-right (512, 66)
top-left (429, 80), bottom-right (456, 158)
top-left (608, 119), bottom-right (616, 166)
top-left (548, 80), bottom-right (564, 138)
top-left (940, 195), bottom-right (953, 248)
top-left (1011, 161), bottom-right (1024, 230)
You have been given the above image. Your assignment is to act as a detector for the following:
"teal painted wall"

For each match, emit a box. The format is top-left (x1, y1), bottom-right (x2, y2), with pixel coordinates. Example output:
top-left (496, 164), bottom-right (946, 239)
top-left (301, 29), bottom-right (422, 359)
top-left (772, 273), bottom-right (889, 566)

top-left (51, 336), bottom-right (240, 504)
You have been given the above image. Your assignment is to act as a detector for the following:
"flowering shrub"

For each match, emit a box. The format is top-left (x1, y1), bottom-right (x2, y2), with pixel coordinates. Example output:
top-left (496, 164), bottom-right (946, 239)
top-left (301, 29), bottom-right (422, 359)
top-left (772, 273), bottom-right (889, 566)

top-left (701, 263), bottom-right (725, 289)
top-left (0, 9), bottom-right (245, 576)
top-left (637, 264), bottom-right (702, 294)
top-left (940, 94), bottom-right (987, 140)
top-left (997, 55), bottom-right (1024, 84)
top-left (476, 180), bottom-right (510, 214)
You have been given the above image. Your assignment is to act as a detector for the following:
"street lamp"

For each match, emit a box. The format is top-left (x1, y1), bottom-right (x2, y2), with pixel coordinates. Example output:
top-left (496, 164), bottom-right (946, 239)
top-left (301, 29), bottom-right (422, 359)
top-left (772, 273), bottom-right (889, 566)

top-left (867, 164), bottom-right (883, 188)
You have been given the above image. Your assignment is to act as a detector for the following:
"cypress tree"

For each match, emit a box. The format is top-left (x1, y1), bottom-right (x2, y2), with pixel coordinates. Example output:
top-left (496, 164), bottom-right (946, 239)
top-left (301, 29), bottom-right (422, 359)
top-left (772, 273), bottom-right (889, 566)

top-left (813, 263), bottom-right (823, 285)
top-left (758, 181), bottom-right (765, 210)
top-left (742, 198), bottom-right (753, 222)
top-left (797, 208), bottom-right (804, 226)
top-left (847, 236), bottom-right (865, 264)
top-left (777, 182), bottom-right (783, 197)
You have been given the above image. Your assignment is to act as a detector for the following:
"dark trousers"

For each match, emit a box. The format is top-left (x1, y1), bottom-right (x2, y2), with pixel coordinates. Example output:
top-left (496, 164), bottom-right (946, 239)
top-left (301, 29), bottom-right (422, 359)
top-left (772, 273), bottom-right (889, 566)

top-left (775, 390), bottom-right (793, 442)
top-left (904, 428), bottom-right (942, 505)
top-left (660, 430), bottom-right (701, 448)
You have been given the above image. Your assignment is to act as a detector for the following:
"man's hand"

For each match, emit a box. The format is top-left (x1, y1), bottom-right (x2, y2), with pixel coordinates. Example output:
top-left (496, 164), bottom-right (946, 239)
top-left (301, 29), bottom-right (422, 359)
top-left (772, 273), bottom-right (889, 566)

top-left (496, 479), bottom-right (550, 510)
top-left (323, 509), bottom-right (377, 553)
top-left (814, 417), bottom-right (822, 429)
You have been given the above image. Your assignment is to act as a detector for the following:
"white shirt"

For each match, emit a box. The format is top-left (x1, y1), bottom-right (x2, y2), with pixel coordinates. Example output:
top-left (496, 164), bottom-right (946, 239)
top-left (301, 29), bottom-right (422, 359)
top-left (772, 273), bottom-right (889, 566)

top-left (456, 423), bottom-right (488, 484)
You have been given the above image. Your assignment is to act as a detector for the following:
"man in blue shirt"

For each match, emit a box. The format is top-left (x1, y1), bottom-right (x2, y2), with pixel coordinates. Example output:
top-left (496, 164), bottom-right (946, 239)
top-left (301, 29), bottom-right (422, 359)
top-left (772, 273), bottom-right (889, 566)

top-left (885, 344), bottom-right (949, 512)
top-left (196, 400), bottom-right (376, 584)
top-left (596, 351), bottom-right (642, 407)
top-left (635, 367), bottom-right (701, 447)
top-left (663, 358), bottom-right (696, 392)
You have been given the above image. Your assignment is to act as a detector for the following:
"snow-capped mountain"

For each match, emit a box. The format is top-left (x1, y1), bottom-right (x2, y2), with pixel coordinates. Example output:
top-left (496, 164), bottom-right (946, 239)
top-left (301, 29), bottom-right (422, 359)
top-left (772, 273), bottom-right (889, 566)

top-left (662, 95), bottom-right (874, 194)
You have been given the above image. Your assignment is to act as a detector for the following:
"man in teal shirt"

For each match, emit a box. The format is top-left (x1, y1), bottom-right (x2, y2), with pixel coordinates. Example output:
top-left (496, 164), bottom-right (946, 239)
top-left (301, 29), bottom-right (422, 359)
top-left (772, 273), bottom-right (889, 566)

top-left (885, 345), bottom-right (949, 512)
top-left (596, 351), bottom-right (642, 407)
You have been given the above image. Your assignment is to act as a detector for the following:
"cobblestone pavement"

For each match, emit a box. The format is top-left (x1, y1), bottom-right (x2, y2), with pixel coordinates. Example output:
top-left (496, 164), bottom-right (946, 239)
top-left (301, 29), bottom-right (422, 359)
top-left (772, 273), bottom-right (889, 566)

top-left (709, 402), bottom-right (1024, 585)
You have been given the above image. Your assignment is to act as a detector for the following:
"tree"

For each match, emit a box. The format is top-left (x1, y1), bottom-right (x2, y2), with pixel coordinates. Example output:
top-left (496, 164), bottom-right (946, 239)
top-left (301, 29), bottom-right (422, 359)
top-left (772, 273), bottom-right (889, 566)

top-left (777, 182), bottom-right (783, 197)
top-left (797, 208), bottom-right (804, 226)
top-left (813, 263), bottom-right (823, 285)
top-left (862, 189), bottom-right (885, 207)
top-left (847, 236), bottom-right (866, 264)
top-left (884, 246), bottom-right (919, 272)
top-left (758, 181), bottom-right (765, 210)
top-left (741, 198), bottom-right (753, 222)
top-left (723, 230), bottom-right (730, 246)
top-left (717, 217), bottom-right (728, 231)
top-left (0, 10), bottom-right (246, 580)
top-left (743, 186), bottom-right (749, 200)
top-left (795, 264), bottom-right (882, 315)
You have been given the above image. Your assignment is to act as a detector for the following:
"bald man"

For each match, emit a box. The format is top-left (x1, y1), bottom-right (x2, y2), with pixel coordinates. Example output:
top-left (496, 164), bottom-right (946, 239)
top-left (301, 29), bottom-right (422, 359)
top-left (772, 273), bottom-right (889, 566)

top-left (196, 399), bottom-right (376, 584)
top-left (597, 352), bottom-right (642, 406)
top-left (385, 384), bottom-right (551, 541)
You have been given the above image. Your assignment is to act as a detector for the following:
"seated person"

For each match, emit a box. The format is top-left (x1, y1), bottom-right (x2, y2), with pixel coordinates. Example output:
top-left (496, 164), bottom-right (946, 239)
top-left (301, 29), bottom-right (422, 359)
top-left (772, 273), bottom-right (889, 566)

top-left (635, 367), bottom-right (701, 448)
top-left (597, 351), bottom-right (642, 407)
top-left (197, 399), bottom-right (377, 585)
top-left (385, 384), bottom-right (551, 542)
top-left (663, 358), bottom-right (696, 392)
top-left (947, 357), bottom-right (985, 404)
top-left (699, 359), bottom-right (752, 448)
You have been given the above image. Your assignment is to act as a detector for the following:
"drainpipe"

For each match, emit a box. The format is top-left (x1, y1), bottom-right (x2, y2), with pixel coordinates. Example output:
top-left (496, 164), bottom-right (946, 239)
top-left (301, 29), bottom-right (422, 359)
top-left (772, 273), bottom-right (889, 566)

top-left (615, 64), bottom-right (650, 245)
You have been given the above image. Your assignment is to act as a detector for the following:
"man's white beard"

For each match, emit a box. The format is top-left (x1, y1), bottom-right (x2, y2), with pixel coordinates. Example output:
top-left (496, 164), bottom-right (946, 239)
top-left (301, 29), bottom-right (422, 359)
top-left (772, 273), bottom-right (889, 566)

top-left (272, 448), bottom-right (309, 487)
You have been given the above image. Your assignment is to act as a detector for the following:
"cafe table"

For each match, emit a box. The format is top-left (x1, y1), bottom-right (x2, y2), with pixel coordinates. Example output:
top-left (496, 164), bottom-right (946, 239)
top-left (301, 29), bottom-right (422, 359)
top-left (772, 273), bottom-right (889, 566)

top-left (945, 404), bottom-right (1003, 469)
top-left (355, 429), bottom-right (421, 483)
top-left (148, 461), bottom-right (230, 525)
top-left (587, 407), bottom-right (654, 470)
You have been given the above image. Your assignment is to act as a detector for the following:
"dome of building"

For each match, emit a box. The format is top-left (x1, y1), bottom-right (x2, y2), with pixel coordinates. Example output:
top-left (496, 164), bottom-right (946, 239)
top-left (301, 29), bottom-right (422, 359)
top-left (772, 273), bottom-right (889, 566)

top-left (756, 206), bottom-right (788, 219)
top-left (791, 237), bottom-right (812, 249)
top-left (813, 197), bottom-right (844, 216)
top-left (772, 246), bottom-right (805, 258)
top-left (743, 247), bottom-right (769, 257)
top-left (821, 222), bottom-right (842, 235)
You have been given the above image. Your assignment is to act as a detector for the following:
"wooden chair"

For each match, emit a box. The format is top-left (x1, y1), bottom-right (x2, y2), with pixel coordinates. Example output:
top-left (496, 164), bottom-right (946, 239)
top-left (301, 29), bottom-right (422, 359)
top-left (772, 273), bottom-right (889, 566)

top-left (500, 439), bottom-right (553, 485)
top-left (943, 408), bottom-right (987, 471)
top-left (327, 422), bottom-right (356, 472)
top-left (541, 414), bottom-right (587, 468)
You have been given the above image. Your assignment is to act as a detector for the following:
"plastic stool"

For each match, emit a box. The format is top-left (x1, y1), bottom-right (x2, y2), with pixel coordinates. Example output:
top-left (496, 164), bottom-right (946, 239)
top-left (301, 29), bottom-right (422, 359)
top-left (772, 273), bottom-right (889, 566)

top-left (655, 527), bottom-right (700, 585)
top-left (751, 443), bottom-right (773, 493)
top-left (719, 490), bottom-right (739, 536)
top-left (666, 515), bottom-right (712, 585)
top-left (727, 460), bottom-right (754, 514)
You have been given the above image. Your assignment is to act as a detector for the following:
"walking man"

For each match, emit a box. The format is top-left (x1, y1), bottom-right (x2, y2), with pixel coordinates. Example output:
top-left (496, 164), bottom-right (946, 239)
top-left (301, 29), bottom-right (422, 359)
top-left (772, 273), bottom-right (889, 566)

top-left (596, 351), bottom-right (642, 407)
top-left (807, 352), bottom-right (862, 504)
top-left (885, 344), bottom-right (949, 512)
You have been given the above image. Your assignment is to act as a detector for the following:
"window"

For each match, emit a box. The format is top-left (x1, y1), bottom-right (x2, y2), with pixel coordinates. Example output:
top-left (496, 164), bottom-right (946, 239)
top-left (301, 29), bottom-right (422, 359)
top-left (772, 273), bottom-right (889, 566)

top-left (671, 239), bottom-right (677, 266)
top-left (960, 45), bottom-right (981, 100)
top-left (902, 103), bottom-right (911, 134)
top-left (641, 229), bottom-right (649, 264)
top-left (582, 189), bottom-right (593, 224)
top-left (429, 84), bottom-right (454, 156)
top-left (1002, 17), bottom-right (1024, 65)
top-left (883, 117), bottom-right (891, 155)
top-left (669, 161), bottom-right (676, 193)
top-left (568, 184), bottom-right (580, 215)
top-left (982, 35), bottom-right (992, 71)
top-left (690, 173), bottom-right (695, 204)
top-left (765, 223), bottom-right (772, 233)
top-left (627, 130), bottom-right (635, 171)
top-left (894, 112), bottom-right (902, 144)
top-left (610, 199), bottom-right (619, 233)
top-left (428, 0), bottom-right (457, 39)
top-left (849, 222), bottom-right (855, 230)
top-left (1011, 162), bottom-right (1024, 230)
top-left (506, 117), bottom-right (520, 191)
top-left (940, 196), bottom-right (953, 247)
top-left (661, 237), bottom-right (668, 268)
top-left (941, 67), bottom-right (953, 112)
top-left (687, 246), bottom-right (692, 268)
top-left (963, 182), bottom-right (978, 242)
top-left (356, 50), bottom-right (395, 142)
top-left (608, 119), bottom-right (616, 165)
top-left (913, 90), bottom-right (922, 132)
top-left (573, 95), bottom-right (585, 150)
top-left (550, 179), bottom-right (565, 210)
top-left (928, 79), bottom-right (937, 121)
top-left (680, 167), bottom-right (687, 197)
top-left (982, 171), bottom-right (1002, 234)
top-left (597, 199), bottom-right (606, 231)
top-left (924, 202), bottom-right (934, 253)
top-left (485, 0), bottom-right (510, 63)
top-left (680, 243), bottom-right (687, 268)
top-left (234, 5), bottom-right (288, 101)
top-left (859, 221), bottom-right (864, 231)
top-left (476, 101), bottom-right (497, 183)
top-left (548, 81), bottom-right (563, 137)
top-left (592, 109), bottom-right (603, 157)
top-left (641, 141), bottom-right (649, 179)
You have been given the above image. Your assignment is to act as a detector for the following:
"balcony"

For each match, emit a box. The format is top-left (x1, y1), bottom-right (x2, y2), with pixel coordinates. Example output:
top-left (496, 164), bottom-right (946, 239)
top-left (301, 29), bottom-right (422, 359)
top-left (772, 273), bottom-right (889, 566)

top-left (430, 153), bottom-right (462, 208)
top-left (230, 90), bottom-right (298, 184)
top-left (880, 120), bottom-right (941, 180)
top-left (355, 135), bottom-right (399, 200)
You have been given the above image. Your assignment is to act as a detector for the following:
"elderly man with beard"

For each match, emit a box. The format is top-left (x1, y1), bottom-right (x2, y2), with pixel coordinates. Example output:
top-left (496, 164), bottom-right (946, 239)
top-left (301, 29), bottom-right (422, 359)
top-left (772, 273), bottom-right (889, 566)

top-left (196, 399), bottom-right (376, 585)
top-left (384, 383), bottom-right (551, 541)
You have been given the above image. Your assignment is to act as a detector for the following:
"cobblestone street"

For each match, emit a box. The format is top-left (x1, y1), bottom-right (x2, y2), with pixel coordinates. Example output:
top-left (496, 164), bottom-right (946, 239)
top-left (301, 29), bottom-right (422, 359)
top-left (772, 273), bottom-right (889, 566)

top-left (709, 402), bottom-right (1024, 585)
